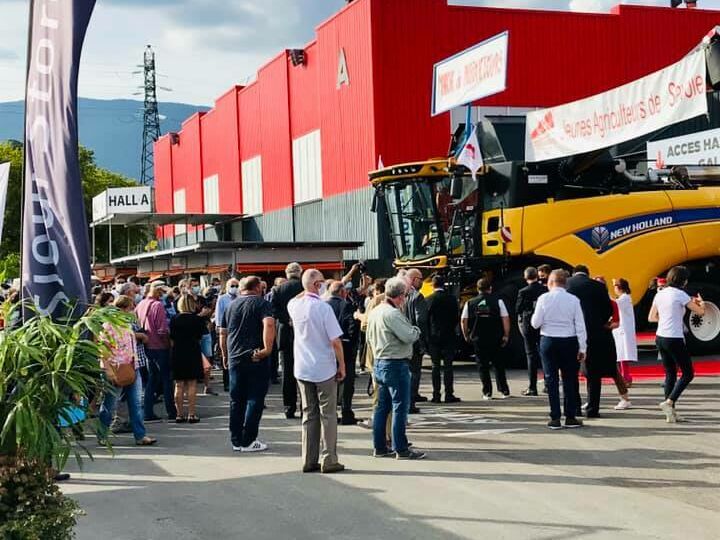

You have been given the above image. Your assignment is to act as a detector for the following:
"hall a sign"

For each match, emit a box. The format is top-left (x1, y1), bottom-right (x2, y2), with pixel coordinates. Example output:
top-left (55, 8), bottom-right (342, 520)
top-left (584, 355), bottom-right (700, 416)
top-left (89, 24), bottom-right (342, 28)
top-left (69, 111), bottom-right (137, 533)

top-left (647, 128), bottom-right (720, 167)
top-left (92, 186), bottom-right (153, 221)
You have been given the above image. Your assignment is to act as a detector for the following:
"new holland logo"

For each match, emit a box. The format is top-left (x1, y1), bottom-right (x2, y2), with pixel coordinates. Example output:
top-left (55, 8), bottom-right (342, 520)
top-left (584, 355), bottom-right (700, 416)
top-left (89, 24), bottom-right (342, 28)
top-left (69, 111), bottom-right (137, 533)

top-left (590, 226), bottom-right (610, 252)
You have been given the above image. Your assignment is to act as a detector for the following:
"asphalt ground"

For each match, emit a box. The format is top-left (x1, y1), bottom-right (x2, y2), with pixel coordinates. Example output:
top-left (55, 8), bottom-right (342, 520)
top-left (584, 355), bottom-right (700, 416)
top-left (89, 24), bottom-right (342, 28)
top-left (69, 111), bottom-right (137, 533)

top-left (64, 357), bottom-right (720, 540)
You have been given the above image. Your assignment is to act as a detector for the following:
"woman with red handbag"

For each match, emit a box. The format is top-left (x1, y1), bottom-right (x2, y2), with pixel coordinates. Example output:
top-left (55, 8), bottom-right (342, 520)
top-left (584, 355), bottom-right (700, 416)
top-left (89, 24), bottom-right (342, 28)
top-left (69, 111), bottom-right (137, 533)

top-left (98, 295), bottom-right (157, 446)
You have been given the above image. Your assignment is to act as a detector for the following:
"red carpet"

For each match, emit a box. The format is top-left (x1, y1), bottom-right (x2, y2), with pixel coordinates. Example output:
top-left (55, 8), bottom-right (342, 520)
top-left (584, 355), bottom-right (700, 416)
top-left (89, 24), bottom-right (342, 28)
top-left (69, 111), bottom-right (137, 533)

top-left (576, 360), bottom-right (720, 383)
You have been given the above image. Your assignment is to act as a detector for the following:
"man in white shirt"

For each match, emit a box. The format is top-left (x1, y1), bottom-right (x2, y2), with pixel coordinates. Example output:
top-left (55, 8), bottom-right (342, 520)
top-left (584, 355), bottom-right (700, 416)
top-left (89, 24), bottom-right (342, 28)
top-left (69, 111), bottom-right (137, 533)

top-left (531, 269), bottom-right (587, 430)
top-left (288, 269), bottom-right (346, 474)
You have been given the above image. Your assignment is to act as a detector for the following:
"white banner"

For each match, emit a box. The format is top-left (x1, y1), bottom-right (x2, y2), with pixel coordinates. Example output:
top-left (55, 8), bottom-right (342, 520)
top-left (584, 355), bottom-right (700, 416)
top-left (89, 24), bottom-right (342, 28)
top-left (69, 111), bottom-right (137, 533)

top-left (525, 49), bottom-right (708, 162)
top-left (0, 162), bottom-right (9, 242)
top-left (647, 127), bottom-right (720, 167)
top-left (432, 31), bottom-right (508, 116)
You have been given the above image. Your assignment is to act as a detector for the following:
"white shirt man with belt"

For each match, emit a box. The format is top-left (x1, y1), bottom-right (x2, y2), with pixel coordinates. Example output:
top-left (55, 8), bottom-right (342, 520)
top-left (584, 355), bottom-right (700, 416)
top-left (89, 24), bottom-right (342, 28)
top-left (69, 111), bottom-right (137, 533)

top-left (288, 269), bottom-right (346, 474)
top-left (531, 269), bottom-right (587, 430)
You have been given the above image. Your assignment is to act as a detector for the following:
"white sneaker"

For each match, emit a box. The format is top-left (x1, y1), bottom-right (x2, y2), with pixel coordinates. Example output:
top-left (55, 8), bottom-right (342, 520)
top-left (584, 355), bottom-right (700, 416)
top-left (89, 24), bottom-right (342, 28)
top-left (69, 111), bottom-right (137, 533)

top-left (482, 394), bottom-right (493, 401)
top-left (581, 402), bottom-right (589, 411)
top-left (659, 401), bottom-right (675, 423)
top-left (614, 399), bottom-right (632, 410)
top-left (241, 440), bottom-right (268, 453)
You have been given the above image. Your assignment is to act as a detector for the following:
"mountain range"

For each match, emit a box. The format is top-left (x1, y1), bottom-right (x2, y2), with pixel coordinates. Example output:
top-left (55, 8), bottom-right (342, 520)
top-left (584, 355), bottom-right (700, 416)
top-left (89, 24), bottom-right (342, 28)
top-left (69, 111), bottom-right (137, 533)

top-left (0, 98), bottom-right (208, 180)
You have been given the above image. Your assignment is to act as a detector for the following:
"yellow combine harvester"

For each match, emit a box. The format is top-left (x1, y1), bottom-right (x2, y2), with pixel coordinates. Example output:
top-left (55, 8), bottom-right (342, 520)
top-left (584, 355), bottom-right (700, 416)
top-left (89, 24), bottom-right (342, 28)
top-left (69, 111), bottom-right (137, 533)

top-left (369, 122), bottom-right (720, 358)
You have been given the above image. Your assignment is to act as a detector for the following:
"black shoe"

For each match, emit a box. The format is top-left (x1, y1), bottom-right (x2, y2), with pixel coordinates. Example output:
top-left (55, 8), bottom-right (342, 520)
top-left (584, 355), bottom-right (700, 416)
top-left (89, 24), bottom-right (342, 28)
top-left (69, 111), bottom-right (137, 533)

top-left (430, 395), bottom-right (442, 403)
top-left (111, 422), bottom-right (133, 434)
top-left (585, 411), bottom-right (601, 419)
top-left (302, 463), bottom-right (321, 473)
top-left (341, 416), bottom-right (358, 425)
top-left (396, 449), bottom-right (426, 460)
top-left (408, 407), bottom-right (421, 414)
top-left (444, 395), bottom-right (462, 403)
top-left (373, 448), bottom-right (394, 458)
top-left (144, 416), bottom-right (162, 423)
top-left (54, 472), bottom-right (71, 482)
top-left (565, 417), bottom-right (583, 428)
top-left (542, 386), bottom-right (549, 394)
top-left (415, 395), bottom-right (428, 402)
top-left (521, 388), bottom-right (538, 396)
top-left (285, 409), bottom-right (297, 419)
top-left (547, 419), bottom-right (563, 430)
top-left (204, 388), bottom-right (219, 396)
top-left (270, 378), bottom-right (280, 385)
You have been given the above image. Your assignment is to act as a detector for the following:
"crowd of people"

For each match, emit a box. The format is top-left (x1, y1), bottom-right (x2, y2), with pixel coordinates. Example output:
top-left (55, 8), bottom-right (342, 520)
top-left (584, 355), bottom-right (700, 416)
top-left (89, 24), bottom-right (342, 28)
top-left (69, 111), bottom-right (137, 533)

top-left (89, 259), bottom-right (705, 471)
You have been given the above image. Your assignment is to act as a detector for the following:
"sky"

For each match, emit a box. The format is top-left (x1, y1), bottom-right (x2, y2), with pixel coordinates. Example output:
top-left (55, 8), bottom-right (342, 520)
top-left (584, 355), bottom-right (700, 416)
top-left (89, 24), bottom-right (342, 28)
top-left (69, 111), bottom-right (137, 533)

top-left (1, 0), bottom-right (720, 106)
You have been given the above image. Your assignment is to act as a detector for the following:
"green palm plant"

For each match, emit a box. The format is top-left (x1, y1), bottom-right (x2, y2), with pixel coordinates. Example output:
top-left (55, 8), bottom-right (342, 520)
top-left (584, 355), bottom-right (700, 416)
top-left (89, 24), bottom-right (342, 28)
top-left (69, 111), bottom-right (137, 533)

top-left (0, 299), bottom-right (133, 539)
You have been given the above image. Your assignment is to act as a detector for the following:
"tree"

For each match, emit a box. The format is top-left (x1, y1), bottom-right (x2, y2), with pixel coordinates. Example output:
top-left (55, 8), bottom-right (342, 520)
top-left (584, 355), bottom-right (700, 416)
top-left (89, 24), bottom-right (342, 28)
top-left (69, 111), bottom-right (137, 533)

top-left (0, 143), bottom-right (149, 277)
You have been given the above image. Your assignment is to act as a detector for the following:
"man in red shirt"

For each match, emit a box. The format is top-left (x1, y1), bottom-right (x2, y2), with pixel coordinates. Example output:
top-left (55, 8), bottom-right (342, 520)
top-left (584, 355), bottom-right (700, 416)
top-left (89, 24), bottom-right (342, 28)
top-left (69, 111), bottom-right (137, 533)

top-left (136, 283), bottom-right (177, 421)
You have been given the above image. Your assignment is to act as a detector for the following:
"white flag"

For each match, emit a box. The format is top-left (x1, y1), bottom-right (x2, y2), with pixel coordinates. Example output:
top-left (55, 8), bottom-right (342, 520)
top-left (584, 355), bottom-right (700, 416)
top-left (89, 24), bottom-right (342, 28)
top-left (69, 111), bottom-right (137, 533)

top-left (0, 163), bottom-right (9, 242)
top-left (457, 126), bottom-right (484, 180)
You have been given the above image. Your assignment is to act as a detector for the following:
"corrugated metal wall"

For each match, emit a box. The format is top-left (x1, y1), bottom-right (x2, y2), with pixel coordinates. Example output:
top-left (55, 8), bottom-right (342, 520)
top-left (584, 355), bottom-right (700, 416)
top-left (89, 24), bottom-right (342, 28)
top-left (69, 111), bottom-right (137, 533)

top-left (295, 201), bottom-right (324, 241)
top-left (259, 55), bottom-right (294, 212)
top-left (323, 186), bottom-right (379, 260)
top-left (262, 207), bottom-right (294, 242)
top-left (317, 0), bottom-right (376, 197)
top-left (372, 0), bottom-right (720, 165)
top-left (201, 87), bottom-right (242, 214)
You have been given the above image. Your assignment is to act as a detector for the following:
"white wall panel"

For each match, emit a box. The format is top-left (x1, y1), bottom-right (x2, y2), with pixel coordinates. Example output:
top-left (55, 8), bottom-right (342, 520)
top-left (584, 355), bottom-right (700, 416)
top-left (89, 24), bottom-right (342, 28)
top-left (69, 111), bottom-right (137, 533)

top-left (241, 156), bottom-right (263, 216)
top-left (173, 188), bottom-right (186, 236)
top-left (292, 130), bottom-right (322, 205)
top-left (203, 174), bottom-right (219, 214)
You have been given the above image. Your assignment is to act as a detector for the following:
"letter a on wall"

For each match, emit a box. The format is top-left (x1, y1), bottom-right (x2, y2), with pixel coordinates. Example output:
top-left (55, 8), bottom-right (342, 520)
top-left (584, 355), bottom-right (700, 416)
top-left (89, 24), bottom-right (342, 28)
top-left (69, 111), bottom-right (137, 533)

top-left (337, 48), bottom-right (349, 89)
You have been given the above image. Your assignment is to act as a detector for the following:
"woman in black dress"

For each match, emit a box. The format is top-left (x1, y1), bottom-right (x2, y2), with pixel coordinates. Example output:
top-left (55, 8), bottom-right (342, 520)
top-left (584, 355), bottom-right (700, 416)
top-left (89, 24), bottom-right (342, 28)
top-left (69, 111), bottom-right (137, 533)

top-left (170, 293), bottom-right (206, 423)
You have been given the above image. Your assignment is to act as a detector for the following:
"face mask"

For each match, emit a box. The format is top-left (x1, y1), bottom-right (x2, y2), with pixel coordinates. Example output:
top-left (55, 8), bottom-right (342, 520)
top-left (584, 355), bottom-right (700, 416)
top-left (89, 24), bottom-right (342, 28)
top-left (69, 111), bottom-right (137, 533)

top-left (192, 286), bottom-right (200, 295)
top-left (161, 293), bottom-right (168, 301)
top-left (228, 286), bottom-right (238, 296)
top-left (115, 284), bottom-right (124, 292)
top-left (318, 282), bottom-right (328, 296)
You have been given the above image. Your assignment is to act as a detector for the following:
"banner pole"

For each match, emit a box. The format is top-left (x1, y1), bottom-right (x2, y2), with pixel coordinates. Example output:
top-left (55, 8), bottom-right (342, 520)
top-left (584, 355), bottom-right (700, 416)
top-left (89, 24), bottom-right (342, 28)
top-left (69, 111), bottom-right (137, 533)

top-left (20, 0), bottom-right (36, 321)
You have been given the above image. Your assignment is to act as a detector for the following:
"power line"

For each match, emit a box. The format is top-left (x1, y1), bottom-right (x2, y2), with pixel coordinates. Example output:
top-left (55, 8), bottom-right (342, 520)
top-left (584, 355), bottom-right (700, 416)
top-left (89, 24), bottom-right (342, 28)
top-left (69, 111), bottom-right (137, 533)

top-left (140, 45), bottom-right (163, 186)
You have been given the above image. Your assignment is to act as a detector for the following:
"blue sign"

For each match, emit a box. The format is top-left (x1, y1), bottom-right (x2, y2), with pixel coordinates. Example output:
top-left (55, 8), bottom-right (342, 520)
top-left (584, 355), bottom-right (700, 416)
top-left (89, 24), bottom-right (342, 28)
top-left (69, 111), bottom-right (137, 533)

top-left (576, 208), bottom-right (720, 253)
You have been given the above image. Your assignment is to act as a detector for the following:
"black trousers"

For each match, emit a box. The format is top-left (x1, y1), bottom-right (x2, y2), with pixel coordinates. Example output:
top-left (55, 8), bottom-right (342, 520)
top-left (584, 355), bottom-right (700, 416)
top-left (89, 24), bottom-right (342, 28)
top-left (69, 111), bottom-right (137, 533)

top-left (584, 368), bottom-right (602, 416)
top-left (409, 351), bottom-right (423, 407)
top-left (657, 336), bottom-right (695, 402)
top-left (429, 341), bottom-right (455, 398)
top-left (519, 320), bottom-right (542, 391)
top-left (270, 341), bottom-right (280, 382)
top-left (473, 342), bottom-right (509, 396)
top-left (339, 341), bottom-right (357, 418)
top-left (278, 323), bottom-right (298, 413)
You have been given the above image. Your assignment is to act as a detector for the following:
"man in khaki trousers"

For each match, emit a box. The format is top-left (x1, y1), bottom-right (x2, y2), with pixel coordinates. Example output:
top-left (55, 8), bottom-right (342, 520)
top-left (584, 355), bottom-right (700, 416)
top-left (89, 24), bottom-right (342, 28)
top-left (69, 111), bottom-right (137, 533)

top-left (288, 269), bottom-right (346, 474)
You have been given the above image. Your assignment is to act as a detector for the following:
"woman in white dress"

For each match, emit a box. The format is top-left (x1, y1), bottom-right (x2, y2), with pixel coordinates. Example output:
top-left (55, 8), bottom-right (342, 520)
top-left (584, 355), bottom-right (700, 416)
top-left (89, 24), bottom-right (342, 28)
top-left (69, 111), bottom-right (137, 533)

top-left (612, 278), bottom-right (638, 387)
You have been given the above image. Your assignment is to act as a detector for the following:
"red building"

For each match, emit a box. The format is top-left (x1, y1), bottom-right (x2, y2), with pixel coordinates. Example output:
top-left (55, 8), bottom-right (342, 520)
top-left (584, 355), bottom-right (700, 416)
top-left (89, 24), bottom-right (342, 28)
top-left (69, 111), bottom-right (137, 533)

top-left (153, 0), bottom-right (720, 266)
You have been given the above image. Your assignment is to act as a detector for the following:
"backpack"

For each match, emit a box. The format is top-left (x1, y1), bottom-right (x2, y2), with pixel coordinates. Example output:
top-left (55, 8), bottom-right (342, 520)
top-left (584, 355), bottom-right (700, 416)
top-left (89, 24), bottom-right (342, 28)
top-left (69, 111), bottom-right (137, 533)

top-left (468, 293), bottom-right (503, 344)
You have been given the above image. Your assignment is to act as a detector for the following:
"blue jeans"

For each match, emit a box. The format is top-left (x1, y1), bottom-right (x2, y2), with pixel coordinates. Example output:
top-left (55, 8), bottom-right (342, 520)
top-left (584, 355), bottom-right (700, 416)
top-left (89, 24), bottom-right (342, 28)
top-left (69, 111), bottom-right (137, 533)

top-left (539, 336), bottom-right (580, 421)
top-left (99, 369), bottom-right (146, 441)
top-left (229, 360), bottom-right (270, 448)
top-left (200, 333), bottom-right (213, 360)
top-left (144, 348), bottom-right (177, 420)
top-left (373, 359), bottom-right (411, 453)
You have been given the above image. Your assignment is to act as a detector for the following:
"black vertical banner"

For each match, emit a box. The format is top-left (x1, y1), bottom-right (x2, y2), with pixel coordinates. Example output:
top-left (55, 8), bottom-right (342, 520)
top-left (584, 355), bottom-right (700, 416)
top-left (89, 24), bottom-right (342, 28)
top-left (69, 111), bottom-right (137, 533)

top-left (22, 0), bottom-right (97, 317)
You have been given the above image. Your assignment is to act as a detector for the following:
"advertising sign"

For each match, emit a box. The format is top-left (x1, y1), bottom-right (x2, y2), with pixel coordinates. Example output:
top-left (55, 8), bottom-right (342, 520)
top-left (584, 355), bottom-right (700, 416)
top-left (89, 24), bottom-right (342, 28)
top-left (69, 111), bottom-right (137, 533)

top-left (647, 127), bottom-right (720, 167)
top-left (525, 49), bottom-right (708, 162)
top-left (92, 186), bottom-right (153, 221)
top-left (432, 31), bottom-right (509, 116)
top-left (22, 0), bottom-right (96, 317)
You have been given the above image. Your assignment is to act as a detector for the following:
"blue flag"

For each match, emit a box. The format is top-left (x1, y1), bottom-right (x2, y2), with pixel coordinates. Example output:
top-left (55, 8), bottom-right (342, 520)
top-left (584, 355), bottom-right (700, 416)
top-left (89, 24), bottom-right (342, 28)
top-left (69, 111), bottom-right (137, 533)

top-left (22, 0), bottom-right (96, 318)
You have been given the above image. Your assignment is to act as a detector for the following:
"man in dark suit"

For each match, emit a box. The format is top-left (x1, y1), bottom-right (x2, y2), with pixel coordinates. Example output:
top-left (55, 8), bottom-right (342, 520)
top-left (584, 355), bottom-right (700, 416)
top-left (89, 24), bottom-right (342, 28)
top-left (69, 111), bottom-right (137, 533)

top-left (516, 267), bottom-right (548, 396)
top-left (567, 264), bottom-right (616, 418)
top-left (326, 280), bottom-right (359, 425)
top-left (271, 262), bottom-right (304, 419)
top-left (426, 275), bottom-right (461, 403)
top-left (403, 268), bottom-right (429, 413)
